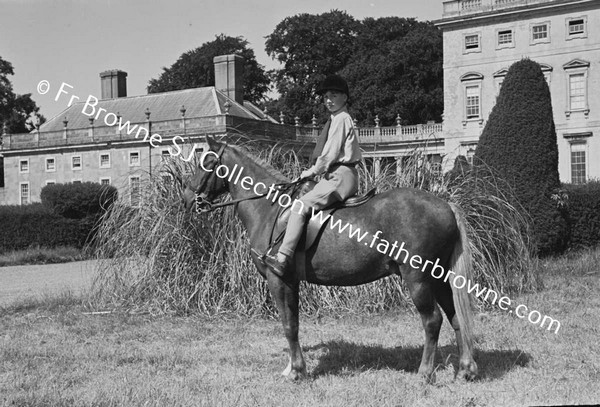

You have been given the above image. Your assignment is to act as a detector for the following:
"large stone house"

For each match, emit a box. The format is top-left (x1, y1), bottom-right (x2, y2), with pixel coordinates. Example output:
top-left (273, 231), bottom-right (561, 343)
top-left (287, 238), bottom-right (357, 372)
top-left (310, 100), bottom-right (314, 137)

top-left (0, 55), bottom-right (444, 206)
top-left (437, 0), bottom-right (600, 183)
top-left (0, 55), bottom-right (300, 205)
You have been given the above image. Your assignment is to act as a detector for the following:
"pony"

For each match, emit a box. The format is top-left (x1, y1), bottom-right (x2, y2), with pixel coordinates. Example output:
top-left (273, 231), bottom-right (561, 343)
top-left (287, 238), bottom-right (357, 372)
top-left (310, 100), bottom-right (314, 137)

top-left (183, 136), bottom-right (478, 382)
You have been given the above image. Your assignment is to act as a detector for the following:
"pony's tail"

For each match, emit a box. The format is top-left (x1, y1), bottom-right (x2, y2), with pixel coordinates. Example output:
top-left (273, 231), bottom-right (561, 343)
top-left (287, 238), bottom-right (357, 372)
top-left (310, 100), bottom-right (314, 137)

top-left (448, 203), bottom-right (475, 357)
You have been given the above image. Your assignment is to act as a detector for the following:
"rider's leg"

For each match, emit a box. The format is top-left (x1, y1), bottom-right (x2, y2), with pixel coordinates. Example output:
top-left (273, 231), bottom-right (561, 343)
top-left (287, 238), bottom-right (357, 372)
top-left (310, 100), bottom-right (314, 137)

top-left (278, 205), bottom-right (310, 259)
top-left (265, 182), bottom-right (341, 277)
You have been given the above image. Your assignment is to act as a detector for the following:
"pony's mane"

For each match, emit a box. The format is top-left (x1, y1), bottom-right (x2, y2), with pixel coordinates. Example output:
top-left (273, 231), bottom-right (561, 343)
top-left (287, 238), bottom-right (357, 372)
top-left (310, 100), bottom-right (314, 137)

top-left (227, 144), bottom-right (288, 182)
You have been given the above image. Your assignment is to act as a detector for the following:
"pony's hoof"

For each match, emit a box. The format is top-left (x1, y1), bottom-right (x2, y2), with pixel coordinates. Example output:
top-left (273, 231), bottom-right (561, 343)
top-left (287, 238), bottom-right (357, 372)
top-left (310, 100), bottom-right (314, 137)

top-left (419, 371), bottom-right (436, 384)
top-left (456, 362), bottom-right (478, 381)
top-left (281, 360), bottom-right (306, 381)
top-left (284, 368), bottom-right (306, 381)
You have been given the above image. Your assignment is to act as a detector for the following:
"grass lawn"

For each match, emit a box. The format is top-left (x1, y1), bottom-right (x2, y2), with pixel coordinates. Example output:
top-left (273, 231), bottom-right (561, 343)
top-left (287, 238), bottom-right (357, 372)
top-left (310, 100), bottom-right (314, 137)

top-left (1, 253), bottom-right (599, 406)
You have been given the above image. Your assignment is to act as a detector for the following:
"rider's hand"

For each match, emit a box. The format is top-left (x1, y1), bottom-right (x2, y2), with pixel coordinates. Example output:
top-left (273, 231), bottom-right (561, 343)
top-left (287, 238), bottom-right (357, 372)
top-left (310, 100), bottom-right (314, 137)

top-left (300, 169), bottom-right (314, 180)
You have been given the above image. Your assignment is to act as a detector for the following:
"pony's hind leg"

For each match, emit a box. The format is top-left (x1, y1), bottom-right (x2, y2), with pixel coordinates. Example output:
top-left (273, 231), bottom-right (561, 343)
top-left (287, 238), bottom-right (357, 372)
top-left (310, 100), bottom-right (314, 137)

top-left (265, 271), bottom-right (306, 380)
top-left (435, 281), bottom-right (478, 380)
top-left (407, 280), bottom-right (443, 383)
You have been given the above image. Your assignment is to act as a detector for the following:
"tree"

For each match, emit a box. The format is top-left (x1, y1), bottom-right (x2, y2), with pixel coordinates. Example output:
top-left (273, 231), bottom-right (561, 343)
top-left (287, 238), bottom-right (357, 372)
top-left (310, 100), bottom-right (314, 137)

top-left (264, 14), bottom-right (443, 126)
top-left (341, 18), bottom-right (443, 126)
top-left (265, 10), bottom-right (360, 124)
top-left (0, 56), bottom-right (45, 133)
top-left (473, 58), bottom-right (568, 256)
top-left (147, 34), bottom-right (270, 104)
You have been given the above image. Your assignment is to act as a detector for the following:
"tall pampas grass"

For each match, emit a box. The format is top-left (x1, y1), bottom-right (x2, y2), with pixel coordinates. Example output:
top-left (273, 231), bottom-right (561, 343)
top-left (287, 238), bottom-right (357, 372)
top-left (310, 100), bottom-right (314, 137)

top-left (89, 140), bottom-right (538, 316)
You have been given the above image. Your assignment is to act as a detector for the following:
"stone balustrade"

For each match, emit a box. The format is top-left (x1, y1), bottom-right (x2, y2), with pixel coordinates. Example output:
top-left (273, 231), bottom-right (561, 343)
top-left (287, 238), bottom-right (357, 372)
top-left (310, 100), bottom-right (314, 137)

top-left (443, 0), bottom-right (551, 17)
top-left (1, 114), bottom-right (443, 151)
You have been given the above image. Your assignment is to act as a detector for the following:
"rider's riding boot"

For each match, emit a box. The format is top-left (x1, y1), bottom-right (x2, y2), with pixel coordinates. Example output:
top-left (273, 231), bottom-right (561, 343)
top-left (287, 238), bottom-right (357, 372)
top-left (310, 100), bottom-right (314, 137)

top-left (265, 253), bottom-right (292, 278)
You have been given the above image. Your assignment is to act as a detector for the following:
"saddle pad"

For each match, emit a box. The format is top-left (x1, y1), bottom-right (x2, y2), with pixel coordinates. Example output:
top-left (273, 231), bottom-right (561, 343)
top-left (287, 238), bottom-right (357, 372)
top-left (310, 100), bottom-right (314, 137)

top-left (271, 186), bottom-right (377, 252)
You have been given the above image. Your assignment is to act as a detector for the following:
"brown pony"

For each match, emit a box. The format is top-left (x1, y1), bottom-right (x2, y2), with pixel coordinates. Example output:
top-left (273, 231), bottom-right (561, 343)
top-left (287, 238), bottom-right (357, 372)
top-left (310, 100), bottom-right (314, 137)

top-left (183, 137), bottom-right (478, 382)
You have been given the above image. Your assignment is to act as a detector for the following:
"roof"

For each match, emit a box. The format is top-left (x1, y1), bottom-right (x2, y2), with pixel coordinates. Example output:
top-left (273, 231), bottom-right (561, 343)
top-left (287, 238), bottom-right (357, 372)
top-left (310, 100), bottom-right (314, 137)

top-left (40, 86), bottom-right (277, 132)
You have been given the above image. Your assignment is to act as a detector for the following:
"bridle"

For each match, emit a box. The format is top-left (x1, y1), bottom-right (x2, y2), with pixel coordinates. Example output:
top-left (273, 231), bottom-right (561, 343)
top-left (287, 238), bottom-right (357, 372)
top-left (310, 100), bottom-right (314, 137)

top-left (191, 144), bottom-right (306, 214)
top-left (192, 143), bottom-right (227, 213)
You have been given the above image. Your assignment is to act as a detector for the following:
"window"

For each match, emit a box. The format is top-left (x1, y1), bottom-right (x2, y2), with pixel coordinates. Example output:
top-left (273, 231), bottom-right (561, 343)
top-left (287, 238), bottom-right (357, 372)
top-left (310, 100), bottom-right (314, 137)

top-left (569, 73), bottom-right (586, 110)
top-left (464, 33), bottom-right (480, 52)
top-left (466, 148), bottom-right (476, 166)
top-left (566, 17), bottom-right (587, 39)
top-left (46, 180), bottom-right (55, 186)
top-left (569, 19), bottom-right (584, 34)
top-left (100, 178), bottom-right (111, 185)
top-left (72, 180), bottom-right (82, 184)
top-left (19, 159), bottom-right (29, 173)
top-left (428, 154), bottom-right (442, 175)
top-left (129, 151), bottom-right (140, 167)
top-left (564, 59), bottom-right (590, 117)
top-left (460, 72), bottom-right (483, 125)
top-left (465, 85), bottom-right (480, 119)
top-left (498, 30), bottom-right (512, 44)
top-left (532, 24), bottom-right (548, 40)
top-left (497, 29), bottom-right (514, 48)
top-left (45, 157), bottom-right (56, 172)
top-left (99, 153), bottom-right (111, 168)
top-left (531, 22), bottom-right (550, 44)
top-left (72, 155), bottom-right (82, 170)
top-left (20, 182), bottom-right (29, 205)
top-left (540, 64), bottom-right (553, 87)
top-left (493, 68), bottom-right (509, 98)
top-left (570, 143), bottom-right (586, 184)
top-left (130, 176), bottom-right (141, 206)
top-left (161, 150), bottom-right (171, 161)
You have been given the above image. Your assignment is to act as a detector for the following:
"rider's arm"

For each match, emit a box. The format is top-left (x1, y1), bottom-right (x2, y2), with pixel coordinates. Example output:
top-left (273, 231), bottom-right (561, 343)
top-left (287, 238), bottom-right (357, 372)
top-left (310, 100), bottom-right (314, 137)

top-left (305, 114), bottom-right (351, 177)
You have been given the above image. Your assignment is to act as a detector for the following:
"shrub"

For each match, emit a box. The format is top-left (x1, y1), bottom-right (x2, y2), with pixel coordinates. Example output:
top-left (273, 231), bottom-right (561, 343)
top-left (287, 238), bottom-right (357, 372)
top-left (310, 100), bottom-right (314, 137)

top-left (41, 182), bottom-right (118, 219)
top-left (564, 180), bottom-right (600, 250)
top-left (0, 203), bottom-right (97, 253)
top-left (473, 58), bottom-right (568, 256)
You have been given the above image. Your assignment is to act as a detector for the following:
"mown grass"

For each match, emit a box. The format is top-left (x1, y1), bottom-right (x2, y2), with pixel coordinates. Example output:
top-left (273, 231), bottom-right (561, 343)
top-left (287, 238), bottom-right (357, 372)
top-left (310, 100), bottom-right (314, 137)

top-left (1, 247), bottom-right (599, 406)
top-left (0, 246), bottom-right (86, 267)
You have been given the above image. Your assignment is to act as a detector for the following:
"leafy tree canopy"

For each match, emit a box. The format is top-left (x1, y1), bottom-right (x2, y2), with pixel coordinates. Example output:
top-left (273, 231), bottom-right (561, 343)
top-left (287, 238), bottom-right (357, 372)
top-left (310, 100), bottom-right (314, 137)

top-left (147, 34), bottom-right (270, 104)
top-left (0, 56), bottom-right (45, 133)
top-left (265, 10), bottom-right (360, 124)
top-left (265, 13), bottom-right (442, 126)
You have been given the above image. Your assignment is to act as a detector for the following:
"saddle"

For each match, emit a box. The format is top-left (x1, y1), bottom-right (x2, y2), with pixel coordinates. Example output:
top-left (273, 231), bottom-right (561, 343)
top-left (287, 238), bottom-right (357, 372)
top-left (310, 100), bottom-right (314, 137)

top-left (260, 180), bottom-right (377, 279)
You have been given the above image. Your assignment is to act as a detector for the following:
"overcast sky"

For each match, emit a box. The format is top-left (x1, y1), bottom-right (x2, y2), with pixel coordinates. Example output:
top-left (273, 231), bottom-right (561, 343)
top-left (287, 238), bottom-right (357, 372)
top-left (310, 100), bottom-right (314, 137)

top-left (0, 0), bottom-right (443, 121)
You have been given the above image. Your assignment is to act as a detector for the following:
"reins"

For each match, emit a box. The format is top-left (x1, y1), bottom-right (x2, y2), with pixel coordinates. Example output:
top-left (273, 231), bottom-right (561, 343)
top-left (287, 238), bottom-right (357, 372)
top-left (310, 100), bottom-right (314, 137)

top-left (195, 180), bottom-right (304, 213)
top-left (193, 143), bottom-right (306, 214)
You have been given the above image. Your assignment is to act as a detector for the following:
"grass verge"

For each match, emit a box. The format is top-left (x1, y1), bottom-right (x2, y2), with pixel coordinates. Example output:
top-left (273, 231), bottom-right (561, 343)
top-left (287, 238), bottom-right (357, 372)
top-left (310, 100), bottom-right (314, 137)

top-left (0, 246), bottom-right (87, 267)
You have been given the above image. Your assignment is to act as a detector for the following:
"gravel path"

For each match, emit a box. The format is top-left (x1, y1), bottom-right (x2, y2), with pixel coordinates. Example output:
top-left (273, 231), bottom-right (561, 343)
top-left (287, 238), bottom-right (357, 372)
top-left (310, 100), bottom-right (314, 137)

top-left (0, 260), bottom-right (97, 306)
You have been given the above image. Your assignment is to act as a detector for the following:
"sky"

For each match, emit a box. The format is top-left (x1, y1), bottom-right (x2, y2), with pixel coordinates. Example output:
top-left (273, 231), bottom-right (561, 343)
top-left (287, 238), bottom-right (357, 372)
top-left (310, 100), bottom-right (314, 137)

top-left (0, 0), bottom-right (443, 122)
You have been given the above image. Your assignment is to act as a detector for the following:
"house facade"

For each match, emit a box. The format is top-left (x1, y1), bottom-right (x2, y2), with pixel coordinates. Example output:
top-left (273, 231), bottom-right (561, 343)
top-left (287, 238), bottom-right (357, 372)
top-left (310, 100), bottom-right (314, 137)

top-left (0, 54), bottom-right (446, 206)
top-left (437, 0), bottom-right (600, 183)
top-left (0, 56), bottom-right (301, 205)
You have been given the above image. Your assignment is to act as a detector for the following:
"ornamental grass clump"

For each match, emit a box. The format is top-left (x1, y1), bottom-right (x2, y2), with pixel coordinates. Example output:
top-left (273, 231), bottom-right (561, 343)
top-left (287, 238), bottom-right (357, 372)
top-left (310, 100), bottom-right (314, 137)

top-left (90, 140), bottom-right (538, 315)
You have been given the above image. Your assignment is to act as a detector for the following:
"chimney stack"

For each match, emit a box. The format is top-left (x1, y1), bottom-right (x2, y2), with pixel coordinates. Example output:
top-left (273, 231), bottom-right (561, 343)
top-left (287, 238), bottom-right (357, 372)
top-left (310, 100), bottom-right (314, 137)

top-left (100, 70), bottom-right (128, 99)
top-left (213, 55), bottom-right (244, 105)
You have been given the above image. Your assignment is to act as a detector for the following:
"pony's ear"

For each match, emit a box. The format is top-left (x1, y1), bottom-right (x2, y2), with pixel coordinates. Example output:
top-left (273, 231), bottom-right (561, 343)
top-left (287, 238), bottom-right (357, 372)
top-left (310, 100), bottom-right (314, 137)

top-left (206, 135), bottom-right (219, 150)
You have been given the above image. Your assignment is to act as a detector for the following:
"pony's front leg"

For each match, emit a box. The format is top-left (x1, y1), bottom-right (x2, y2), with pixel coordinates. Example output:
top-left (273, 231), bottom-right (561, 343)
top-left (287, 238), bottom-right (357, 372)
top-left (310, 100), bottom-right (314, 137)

top-left (266, 271), bottom-right (306, 380)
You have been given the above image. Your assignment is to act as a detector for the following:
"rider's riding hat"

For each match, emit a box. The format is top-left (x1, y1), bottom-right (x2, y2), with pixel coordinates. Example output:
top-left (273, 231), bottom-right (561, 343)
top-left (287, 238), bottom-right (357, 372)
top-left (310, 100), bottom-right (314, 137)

top-left (316, 74), bottom-right (349, 98)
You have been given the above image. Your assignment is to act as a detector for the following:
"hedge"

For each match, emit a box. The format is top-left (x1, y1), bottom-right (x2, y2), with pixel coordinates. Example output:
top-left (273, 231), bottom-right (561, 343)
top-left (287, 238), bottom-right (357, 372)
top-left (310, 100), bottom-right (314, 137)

top-left (41, 182), bottom-right (118, 219)
top-left (565, 181), bottom-right (600, 250)
top-left (473, 59), bottom-right (568, 256)
top-left (0, 203), bottom-right (98, 253)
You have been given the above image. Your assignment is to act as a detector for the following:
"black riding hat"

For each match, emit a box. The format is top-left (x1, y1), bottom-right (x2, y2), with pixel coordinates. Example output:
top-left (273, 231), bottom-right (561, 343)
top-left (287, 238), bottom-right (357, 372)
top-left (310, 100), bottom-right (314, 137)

top-left (316, 74), bottom-right (349, 97)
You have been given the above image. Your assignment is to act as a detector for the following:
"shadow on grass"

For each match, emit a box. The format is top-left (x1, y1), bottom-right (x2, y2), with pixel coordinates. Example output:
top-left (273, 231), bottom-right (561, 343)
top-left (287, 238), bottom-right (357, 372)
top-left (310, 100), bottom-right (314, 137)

top-left (305, 340), bottom-right (531, 380)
